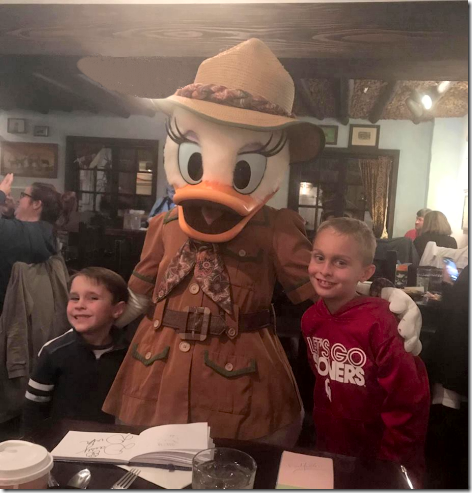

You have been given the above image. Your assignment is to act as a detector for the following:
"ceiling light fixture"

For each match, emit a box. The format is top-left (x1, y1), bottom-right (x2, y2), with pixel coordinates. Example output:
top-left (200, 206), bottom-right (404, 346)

top-left (406, 81), bottom-right (454, 122)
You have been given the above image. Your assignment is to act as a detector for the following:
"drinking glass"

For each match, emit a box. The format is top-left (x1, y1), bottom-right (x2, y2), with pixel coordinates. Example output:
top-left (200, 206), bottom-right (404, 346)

top-left (192, 447), bottom-right (257, 490)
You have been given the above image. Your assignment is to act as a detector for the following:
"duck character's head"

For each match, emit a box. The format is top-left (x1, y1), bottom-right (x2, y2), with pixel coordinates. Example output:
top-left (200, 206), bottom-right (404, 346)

top-left (79, 38), bottom-right (325, 243)
top-left (155, 39), bottom-right (325, 242)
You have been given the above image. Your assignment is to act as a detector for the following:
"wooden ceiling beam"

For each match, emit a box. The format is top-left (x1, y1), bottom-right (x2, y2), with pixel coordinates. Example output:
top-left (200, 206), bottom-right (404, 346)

top-left (31, 71), bottom-right (131, 118)
top-left (0, 3), bottom-right (467, 60)
top-left (295, 79), bottom-right (324, 120)
top-left (369, 81), bottom-right (399, 124)
top-left (338, 79), bottom-right (353, 126)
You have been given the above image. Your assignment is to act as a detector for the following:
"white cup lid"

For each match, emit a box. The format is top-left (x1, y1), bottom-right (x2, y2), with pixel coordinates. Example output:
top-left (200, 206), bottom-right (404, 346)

top-left (0, 440), bottom-right (53, 486)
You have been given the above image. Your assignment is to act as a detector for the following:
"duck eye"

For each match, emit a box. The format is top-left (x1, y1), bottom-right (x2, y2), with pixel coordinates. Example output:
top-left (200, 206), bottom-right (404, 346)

top-left (178, 142), bottom-right (203, 185)
top-left (233, 153), bottom-right (267, 195)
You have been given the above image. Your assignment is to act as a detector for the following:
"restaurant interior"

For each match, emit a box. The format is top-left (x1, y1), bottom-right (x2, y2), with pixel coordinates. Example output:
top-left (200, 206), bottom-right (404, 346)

top-left (0, 0), bottom-right (468, 489)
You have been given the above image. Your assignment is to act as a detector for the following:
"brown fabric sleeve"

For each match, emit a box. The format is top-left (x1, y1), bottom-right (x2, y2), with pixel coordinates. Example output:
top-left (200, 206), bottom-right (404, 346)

top-left (272, 208), bottom-right (316, 304)
top-left (128, 214), bottom-right (166, 297)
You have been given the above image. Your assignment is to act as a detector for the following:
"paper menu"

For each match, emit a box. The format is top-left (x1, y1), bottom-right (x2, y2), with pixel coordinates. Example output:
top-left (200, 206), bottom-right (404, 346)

top-left (276, 451), bottom-right (334, 489)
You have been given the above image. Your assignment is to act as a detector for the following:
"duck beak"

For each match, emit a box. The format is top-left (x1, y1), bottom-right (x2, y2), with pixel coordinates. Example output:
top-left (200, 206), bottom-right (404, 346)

top-left (174, 182), bottom-right (275, 243)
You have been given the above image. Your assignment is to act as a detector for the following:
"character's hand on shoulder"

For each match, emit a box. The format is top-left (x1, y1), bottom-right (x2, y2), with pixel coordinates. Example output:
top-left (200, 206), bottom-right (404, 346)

top-left (380, 287), bottom-right (422, 355)
top-left (357, 279), bottom-right (422, 356)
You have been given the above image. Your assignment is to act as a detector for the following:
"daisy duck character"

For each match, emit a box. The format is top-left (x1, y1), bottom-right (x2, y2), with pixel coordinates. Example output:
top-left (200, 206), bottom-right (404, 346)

top-left (85, 39), bottom-right (422, 445)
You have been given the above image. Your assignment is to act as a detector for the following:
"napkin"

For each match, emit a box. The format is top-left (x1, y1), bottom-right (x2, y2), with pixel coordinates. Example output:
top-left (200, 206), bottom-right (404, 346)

top-left (276, 451), bottom-right (334, 489)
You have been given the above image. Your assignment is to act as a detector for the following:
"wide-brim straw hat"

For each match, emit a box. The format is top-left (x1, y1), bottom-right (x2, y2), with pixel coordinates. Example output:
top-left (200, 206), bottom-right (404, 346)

top-left (79, 38), bottom-right (325, 164)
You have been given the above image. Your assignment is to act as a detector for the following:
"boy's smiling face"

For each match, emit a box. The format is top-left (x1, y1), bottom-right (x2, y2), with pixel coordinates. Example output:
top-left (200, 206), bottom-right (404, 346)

top-left (309, 227), bottom-right (375, 313)
top-left (67, 275), bottom-right (125, 345)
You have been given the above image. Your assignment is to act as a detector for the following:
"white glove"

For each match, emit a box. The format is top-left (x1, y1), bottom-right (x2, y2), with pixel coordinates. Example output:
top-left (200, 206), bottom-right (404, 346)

top-left (115, 289), bottom-right (151, 328)
top-left (380, 287), bottom-right (422, 356)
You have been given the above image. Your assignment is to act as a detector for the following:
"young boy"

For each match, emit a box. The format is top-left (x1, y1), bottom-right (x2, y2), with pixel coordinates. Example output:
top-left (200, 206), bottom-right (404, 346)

top-left (22, 267), bottom-right (129, 432)
top-left (301, 218), bottom-right (429, 487)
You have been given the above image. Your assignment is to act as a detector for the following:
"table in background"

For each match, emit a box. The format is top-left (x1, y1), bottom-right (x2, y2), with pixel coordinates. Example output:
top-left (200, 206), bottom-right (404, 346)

top-left (26, 419), bottom-right (408, 489)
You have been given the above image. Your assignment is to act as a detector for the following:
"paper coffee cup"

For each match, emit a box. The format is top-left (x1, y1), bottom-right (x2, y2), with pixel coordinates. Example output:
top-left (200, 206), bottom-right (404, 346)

top-left (0, 440), bottom-right (53, 489)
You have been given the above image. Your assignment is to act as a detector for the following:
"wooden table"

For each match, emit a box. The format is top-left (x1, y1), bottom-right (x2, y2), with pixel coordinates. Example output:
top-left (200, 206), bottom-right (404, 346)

top-left (26, 419), bottom-right (409, 489)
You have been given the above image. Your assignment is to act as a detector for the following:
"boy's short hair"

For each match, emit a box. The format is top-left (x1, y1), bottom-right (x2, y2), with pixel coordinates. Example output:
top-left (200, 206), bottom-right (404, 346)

top-left (69, 267), bottom-right (129, 304)
top-left (317, 217), bottom-right (377, 265)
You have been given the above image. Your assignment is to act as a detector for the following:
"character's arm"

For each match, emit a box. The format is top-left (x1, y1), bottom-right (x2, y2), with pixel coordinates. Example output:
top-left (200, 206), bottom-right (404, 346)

top-left (273, 208), bottom-right (317, 305)
top-left (116, 214), bottom-right (167, 328)
top-left (376, 324), bottom-right (430, 487)
top-left (357, 279), bottom-right (422, 356)
top-left (115, 289), bottom-right (151, 328)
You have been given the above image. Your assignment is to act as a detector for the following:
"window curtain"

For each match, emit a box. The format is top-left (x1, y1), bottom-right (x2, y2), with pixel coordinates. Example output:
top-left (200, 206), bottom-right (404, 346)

top-left (358, 156), bottom-right (392, 238)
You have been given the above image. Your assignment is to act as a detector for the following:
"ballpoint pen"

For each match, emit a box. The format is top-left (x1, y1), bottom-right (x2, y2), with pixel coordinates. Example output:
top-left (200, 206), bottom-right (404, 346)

top-left (129, 462), bottom-right (192, 472)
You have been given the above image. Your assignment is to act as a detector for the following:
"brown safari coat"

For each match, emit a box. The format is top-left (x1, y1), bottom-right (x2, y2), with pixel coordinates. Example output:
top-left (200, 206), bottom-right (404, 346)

top-left (103, 205), bottom-right (315, 440)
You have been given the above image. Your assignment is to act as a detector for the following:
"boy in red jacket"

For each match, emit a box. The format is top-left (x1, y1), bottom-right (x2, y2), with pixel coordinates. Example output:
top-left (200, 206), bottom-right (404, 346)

top-left (301, 218), bottom-right (429, 487)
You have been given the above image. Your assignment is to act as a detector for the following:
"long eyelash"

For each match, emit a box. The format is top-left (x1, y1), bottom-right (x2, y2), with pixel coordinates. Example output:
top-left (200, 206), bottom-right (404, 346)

top-left (242, 132), bottom-right (288, 158)
top-left (166, 118), bottom-right (190, 145)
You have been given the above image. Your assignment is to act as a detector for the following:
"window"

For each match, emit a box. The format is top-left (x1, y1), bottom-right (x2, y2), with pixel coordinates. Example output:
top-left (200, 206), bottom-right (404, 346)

top-left (288, 148), bottom-right (399, 240)
top-left (65, 136), bottom-right (159, 227)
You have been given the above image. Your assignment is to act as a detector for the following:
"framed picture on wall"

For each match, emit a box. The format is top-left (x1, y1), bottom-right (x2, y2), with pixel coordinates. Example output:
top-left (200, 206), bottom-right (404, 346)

top-left (319, 125), bottom-right (338, 146)
top-left (349, 124), bottom-right (380, 149)
top-left (34, 125), bottom-right (50, 137)
top-left (7, 118), bottom-right (27, 134)
top-left (1, 142), bottom-right (58, 178)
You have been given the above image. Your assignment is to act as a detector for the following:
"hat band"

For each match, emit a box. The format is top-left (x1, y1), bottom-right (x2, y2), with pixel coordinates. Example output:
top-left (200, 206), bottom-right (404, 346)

top-left (174, 83), bottom-right (295, 118)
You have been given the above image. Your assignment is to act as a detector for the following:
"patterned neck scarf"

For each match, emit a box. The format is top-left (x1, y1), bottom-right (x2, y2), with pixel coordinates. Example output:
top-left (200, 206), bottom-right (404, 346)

top-left (156, 239), bottom-right (233, 315)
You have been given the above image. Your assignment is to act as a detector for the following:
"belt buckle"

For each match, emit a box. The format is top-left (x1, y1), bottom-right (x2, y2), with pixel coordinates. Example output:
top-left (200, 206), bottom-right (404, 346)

top-left (181, 306), bottom-right (211, 341)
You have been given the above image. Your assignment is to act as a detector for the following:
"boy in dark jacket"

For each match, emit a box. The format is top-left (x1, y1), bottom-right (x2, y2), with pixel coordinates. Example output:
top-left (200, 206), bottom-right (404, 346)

top-left (23, 267), bottom-right (129, 432)
top-left (302, 218), bottom-right (429, 487)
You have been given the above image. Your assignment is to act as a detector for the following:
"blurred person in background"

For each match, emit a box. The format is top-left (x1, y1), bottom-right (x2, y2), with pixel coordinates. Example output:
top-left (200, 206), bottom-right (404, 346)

top-left (414, 211), bottom-right (457, 259)
top-left (404, 208), bottom-right (431, 240)
top-left (425, 264), bottom-right (468, 488)
top-left (0, 174), bottom-right (73, 314)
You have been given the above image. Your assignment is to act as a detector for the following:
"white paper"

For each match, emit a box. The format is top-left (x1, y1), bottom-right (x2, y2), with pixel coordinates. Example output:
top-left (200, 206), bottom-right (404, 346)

top-left (51, 431), bottom-right (139, 462)
top-left (276, 451), bottom-right (334, 489)
top-left (118, 465), bottom-right (192, 489)
top-left (51, 423), bottom-right (210, 465)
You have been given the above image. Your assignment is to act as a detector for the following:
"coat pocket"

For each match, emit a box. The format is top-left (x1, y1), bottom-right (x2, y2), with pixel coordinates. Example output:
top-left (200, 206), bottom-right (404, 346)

top-left (123, 343), bottom-right (170, 400)
top-left (193, 349), bottom-right (257, 415)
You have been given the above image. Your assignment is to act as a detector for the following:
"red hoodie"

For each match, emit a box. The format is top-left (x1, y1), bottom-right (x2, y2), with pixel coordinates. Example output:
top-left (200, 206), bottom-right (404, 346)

top-left (301, 296), bottom-right (429, 486)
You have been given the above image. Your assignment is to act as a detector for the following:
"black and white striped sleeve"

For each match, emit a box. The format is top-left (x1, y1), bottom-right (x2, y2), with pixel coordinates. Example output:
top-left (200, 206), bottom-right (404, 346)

top-left (22, 346), bottom-right (56, 433)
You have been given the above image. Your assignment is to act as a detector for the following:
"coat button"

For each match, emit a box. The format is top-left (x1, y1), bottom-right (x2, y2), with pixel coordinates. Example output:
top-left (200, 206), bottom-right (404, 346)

top-left (145, 351), bottom-right (152, 360)
top-left (189, 283), bottom-right (200, 295)
top-left (224, 363), bottom-right (234, 372)
top-left (153, 319), bottom-right (161, 329)
top-left (179, 341), bottom-right (191, 353)
top-left (238, 249), bottom-right (246, 257)
top-left (227, 328), bottom-right (236, 337)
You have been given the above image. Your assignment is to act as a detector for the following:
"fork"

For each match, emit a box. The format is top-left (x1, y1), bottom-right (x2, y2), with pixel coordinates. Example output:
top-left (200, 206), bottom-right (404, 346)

top-left (111, 468), bottom-right (141, 489)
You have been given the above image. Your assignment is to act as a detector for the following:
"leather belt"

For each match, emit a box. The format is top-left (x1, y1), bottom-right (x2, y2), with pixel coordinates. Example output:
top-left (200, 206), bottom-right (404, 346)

top-left (162, 306), bottom-right (273, 341)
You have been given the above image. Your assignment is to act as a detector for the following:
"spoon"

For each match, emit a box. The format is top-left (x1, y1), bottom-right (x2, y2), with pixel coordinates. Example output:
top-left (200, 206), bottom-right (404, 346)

top-left (67, 468), bottom-right (92, 489)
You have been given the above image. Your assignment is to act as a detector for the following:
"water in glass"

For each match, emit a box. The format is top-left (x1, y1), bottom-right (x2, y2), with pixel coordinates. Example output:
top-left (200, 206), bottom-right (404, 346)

top-left (192, 460), bottom-right (254, 489)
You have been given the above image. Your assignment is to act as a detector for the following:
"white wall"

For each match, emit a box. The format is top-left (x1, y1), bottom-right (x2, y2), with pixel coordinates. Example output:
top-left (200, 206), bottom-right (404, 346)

top-left (427, 115), bottom-right (468, 247)
top-left (0, 109), bottom-right (168, 199)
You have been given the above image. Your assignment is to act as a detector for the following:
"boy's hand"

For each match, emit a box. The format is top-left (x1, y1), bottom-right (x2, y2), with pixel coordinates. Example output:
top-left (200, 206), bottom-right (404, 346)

top-left (380, 287), bottom-right (422, 356)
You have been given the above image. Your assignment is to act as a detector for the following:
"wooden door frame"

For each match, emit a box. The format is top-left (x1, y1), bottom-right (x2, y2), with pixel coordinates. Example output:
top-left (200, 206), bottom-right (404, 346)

top-left (288, 147), bottom-right (400, 238)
